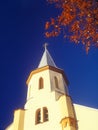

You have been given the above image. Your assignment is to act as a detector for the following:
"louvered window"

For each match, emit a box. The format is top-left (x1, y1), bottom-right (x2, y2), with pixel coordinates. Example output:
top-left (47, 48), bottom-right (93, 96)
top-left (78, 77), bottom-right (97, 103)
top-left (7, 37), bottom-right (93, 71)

top-left (35, 109), bottom-right (41, 124)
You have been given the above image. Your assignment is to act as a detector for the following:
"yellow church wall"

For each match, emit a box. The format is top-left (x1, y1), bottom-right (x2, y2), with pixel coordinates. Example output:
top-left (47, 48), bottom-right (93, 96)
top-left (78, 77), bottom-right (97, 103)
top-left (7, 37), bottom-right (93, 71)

top-left (6, 103), bottom-right (98, 130)
top-left (26, 69), bottom-right (51, 102)
top-left (58, 95), bottom-right (76, 119)
top-left (6, 109), bottom-right (25, 130)
top-left (23, 68), bottom-right (77, 130)
top-left (24, 91), bottom-right (62, 130)
top-left (74, 104), bottom-right (98, 130)
top-left (13, 109), bottom-right (25, 130)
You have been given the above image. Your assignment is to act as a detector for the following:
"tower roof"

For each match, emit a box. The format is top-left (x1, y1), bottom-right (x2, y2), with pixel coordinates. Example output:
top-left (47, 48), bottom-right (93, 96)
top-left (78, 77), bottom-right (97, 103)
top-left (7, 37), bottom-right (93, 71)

top-left (38, 43), bottom-right (57, 68)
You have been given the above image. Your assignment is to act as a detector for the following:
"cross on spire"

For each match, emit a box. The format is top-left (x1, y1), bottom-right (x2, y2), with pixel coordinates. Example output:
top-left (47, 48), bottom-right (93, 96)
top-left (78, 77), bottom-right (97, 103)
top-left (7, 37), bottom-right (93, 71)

top-left (38, 43), bottom-right (57, 68)
top-left (43, 43), bottom-right (48, 50)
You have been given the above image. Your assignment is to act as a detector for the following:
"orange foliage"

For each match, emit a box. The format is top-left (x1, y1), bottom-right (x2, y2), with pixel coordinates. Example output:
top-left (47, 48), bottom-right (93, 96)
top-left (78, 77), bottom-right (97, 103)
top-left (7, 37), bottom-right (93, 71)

top-left (45, 0), bottom-right (98, 53)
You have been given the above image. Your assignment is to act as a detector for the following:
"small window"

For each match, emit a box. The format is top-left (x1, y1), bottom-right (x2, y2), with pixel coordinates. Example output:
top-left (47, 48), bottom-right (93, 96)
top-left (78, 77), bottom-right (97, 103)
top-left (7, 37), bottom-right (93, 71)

top-left (43, 107), bottom-right (48, 122)
top-left (35, 109), bottom-right (41, 124)
top-left (39, 77), bottom-right (44, 89)
top-left (54, 76), bottom-right (59, 89)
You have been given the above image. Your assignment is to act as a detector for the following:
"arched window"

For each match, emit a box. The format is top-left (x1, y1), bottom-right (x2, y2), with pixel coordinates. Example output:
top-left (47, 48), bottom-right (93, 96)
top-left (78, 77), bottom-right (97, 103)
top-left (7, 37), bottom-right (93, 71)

top-left (35, 109), bottom-right (41, 124)
top-left (35, 107), bottom-right (49, 125)
top-left (39, 77), bottom-right (44, 89)
top-left (54, 76), bottom-right (59, 89)
top-left (43, 107), bottom-right (48, 122)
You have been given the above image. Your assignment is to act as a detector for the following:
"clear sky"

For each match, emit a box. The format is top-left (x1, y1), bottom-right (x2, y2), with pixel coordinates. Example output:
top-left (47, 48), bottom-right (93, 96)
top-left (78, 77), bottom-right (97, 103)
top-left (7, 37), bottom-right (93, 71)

top-left (0, 0), bottom-right (98, 129)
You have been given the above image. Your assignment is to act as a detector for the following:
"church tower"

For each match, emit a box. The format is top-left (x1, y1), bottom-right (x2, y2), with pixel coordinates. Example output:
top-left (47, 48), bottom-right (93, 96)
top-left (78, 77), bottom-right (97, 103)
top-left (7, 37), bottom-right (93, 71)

top-left (6, 44), bottom-right (78, 130)
top-left (24, 44), bottom-right (78, 130)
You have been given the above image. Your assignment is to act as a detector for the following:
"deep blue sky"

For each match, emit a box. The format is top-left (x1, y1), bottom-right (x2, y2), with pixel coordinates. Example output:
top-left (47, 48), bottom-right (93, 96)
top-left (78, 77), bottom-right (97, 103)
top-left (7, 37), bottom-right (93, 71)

top-left (0, 0), bottom-right (98, 129)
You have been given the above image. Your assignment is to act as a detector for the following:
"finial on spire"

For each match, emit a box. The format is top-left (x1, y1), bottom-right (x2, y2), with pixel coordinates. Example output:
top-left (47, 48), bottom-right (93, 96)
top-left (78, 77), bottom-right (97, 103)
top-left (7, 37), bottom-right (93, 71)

top-left (43, 43), bottom-right (48, 50)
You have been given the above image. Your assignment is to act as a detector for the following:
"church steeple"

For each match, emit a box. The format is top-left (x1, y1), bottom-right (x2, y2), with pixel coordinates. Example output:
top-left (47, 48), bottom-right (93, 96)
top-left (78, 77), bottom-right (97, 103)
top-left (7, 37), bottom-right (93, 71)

top-left (24, 44), bottom-right (78, 130)
top-left (38, 43), bottom-right (57, 68)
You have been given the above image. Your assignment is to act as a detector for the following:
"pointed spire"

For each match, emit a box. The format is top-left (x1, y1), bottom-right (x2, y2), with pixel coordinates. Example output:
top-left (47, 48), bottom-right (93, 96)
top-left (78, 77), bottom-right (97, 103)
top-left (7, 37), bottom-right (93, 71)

top-left (38, 43), bottom-right (57, 68)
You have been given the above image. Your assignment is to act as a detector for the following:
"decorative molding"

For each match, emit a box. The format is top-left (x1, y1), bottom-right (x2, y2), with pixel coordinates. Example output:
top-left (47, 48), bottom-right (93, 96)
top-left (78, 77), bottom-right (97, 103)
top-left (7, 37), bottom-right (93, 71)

top-left (60, 117), bottom-right (77, 129)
